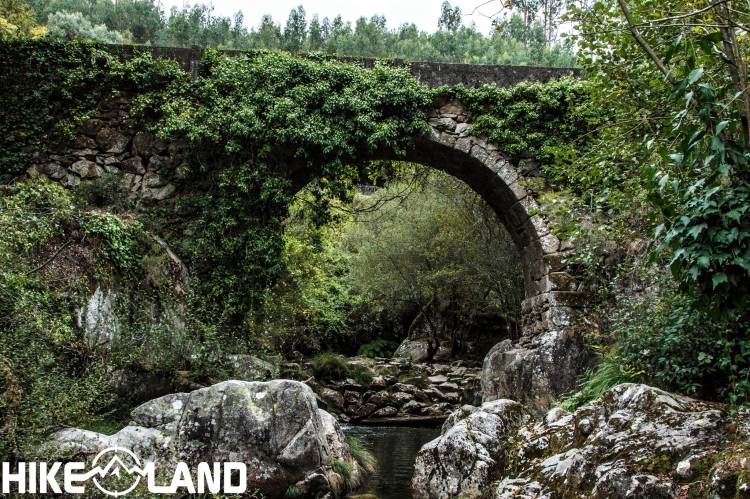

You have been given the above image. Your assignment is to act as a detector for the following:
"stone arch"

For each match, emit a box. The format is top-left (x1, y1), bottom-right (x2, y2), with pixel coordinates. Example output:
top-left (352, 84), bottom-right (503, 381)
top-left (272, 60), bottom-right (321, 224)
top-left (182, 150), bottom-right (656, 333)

top-left (284, 100), bottom-right (591, 412)
top-left (370, 101), bottom-right (581, 341)
top-left (406, 102), bottom-right (589, 411)
top-left (29, 95), bottom-right (590, 412)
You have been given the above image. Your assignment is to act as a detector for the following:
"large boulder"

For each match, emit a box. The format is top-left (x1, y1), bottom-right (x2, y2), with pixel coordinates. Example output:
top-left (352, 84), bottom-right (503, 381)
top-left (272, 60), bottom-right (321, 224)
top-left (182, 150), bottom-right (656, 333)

top-left (413, 383), bottom-right (750, 499)
top-left (394, 338), bottom-right (433, 363)
top-left (411, 399), bottom-right (529, 499)
top-left (45, 380), bottom-right (363, 498)
top-left (481, 328), bottom-right (591, 414)
top-left (226, 354), bottom-right (279, 380)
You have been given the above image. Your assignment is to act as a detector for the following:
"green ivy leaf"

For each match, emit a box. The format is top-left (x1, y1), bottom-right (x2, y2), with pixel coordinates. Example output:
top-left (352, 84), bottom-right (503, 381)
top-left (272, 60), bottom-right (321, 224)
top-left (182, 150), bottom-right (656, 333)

top-left (712, 272), bottom-right (728, 289)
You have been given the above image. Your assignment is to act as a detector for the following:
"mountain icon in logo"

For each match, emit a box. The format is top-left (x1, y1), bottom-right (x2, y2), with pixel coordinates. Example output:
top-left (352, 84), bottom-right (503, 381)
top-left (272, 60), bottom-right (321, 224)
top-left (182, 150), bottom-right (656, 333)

top-left (86, 447), bottom-right (145, 496)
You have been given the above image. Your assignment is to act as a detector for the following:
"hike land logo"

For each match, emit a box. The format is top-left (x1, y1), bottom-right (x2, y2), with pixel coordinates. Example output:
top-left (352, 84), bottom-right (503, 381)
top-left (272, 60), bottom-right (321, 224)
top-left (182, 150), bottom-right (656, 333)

top-left (1, 447), bottom-right (247, 495)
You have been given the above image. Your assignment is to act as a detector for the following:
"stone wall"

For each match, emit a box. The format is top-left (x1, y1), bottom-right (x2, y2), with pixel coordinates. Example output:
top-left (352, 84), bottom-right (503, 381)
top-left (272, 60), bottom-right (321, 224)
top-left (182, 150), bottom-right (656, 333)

top-left (285, 356), bottom-right (483, 424)
top-left (103, 44), bottom-right (578, 88)
top-left (29, 93), bottom-right (179, 202)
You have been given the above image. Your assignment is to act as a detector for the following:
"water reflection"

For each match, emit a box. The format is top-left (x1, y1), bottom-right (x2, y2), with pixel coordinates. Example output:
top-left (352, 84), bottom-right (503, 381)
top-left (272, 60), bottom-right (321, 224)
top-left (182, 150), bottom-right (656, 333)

top-left (343, 424), bottom-right (440, 499)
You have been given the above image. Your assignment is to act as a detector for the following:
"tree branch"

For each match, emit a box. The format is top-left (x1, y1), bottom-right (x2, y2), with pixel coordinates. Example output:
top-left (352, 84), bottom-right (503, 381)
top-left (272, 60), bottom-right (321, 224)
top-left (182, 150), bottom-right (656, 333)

top-left (616, 0), bottom-right (677, 84)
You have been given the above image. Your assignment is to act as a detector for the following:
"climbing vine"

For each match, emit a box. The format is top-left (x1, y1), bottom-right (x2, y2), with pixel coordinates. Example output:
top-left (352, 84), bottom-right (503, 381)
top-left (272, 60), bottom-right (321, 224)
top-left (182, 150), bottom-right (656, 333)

top-left (0, 39), bottom-right (591, 342)
top-left (131, 49), bottom-right (435, 336)
top-left (441, 79), bottom-right (599, 187)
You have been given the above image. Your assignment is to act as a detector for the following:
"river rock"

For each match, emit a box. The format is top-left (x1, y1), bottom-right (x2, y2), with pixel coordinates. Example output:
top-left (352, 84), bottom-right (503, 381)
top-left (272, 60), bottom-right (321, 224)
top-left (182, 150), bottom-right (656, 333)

top-left (411, 399), bottom-right (528, 499)
top-left (414, 383), bottom-right (750, 499)
top-left (394, 338), bottom-right (432, 362)
top-left (44, 380), bottom-right (363, 498)
top-left (391, 391), bottom-right (414, 406)
top-left (481, 329), bottom-right (591, 414)
top-left (226, 353), bottom-right (278, 380)
top-left (372, 406), bottom-right (398, 418)
top-left (319, 386), bottom-right (346, 411)
top-left (402, 400), bottom-right (426, 415)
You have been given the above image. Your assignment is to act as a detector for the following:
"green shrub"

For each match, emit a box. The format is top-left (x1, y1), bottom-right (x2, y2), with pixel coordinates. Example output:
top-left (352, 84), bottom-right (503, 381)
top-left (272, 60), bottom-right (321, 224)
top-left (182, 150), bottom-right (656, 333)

top-left (0, 179), bottom-right (112, 457)
top-left (348, 365), bottom-right (373, 387)
top-left (74, 172), bottom-right (133, 210)
top-left (310, 352), bottom-right (349, 381)
top-left (569, 290), bottom-right (749, 407)
top-left (81, 211), bottom-right (145, 276)
top-left (347, 436), bottom-right (377, 473)
top-left (613, 291), bottom-right (749, 403)
top-left (284, 485), bottom-right (301, 498)
top-left (357, 339), bottom-right (398, 358)
top-left (560, 352), bottom-right (637, 411)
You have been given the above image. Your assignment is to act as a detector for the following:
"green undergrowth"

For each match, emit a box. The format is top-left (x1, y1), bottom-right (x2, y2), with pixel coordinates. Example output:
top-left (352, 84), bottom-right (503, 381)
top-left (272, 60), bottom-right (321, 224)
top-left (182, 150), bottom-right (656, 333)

top-left (562, 288), bottom-right (750, 410)
top-left (0, 178), bottom-right (230, 458)
top-left (0, 179), bottom-right (135, 456)
top-left (310, 352), bottom-right (373, 386)
top-left (347, 436), bottom-right (377, 474)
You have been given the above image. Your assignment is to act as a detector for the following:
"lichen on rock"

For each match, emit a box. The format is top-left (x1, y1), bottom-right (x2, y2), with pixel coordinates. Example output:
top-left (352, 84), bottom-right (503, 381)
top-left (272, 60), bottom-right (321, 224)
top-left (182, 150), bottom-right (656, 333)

top-left (412, 383), bottom-right (750, 499)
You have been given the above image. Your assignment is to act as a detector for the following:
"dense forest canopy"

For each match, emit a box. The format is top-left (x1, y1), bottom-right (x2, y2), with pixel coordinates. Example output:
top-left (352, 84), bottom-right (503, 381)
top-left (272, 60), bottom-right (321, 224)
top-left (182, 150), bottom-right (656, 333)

top-left (4, 0), bottom-right (575, 66)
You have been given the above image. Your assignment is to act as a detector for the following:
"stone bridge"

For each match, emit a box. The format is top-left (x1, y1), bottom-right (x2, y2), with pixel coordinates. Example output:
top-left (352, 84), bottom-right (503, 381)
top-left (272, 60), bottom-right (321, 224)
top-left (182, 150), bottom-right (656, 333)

top-left (28, 46), bottom-right (588, 411)
top-left (104, 44), bottom-right (578, 86)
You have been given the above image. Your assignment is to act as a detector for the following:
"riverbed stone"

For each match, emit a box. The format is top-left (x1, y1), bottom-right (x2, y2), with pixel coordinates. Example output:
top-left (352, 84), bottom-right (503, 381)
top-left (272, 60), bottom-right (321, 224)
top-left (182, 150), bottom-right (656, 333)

top-left (319, 386), bottom-right (346, 411)
top-left (402, 400), bottom-right (426, 415)
top-left (372, 406), bottom-right (398, 418)
top-left (394, 338), bottom-right (432, 363)
top-left (414, 383), bottom-right (750, 499)
top-left (412, 399), bottom-right (528, 499)
top-left (44, 380), bottom-right (363, 498)
top-left (481, 329), bottom-right (591, 414)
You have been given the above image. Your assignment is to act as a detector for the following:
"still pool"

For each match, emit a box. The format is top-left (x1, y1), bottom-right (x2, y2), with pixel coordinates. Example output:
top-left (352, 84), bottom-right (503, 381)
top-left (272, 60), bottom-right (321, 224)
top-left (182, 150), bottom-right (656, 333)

top-left (342, 424), bottom-right (440, 499)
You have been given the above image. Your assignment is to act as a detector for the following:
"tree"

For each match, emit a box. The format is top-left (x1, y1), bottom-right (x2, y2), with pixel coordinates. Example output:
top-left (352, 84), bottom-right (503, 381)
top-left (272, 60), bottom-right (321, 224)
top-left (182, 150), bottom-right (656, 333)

top-left (229, 11), bottom-right (247, 49)
top-left (438, 1), bottom-right (461, 32)
top-left (343, 169), bottom-right (523, 357)
top-left (307, 14), bottom-right (323, 51)
top-left (255, 14), bottom-right (281, 49)
top-left (46, 10), bottom-right (126, 42)
top-left (282, 5), bottom-right (306, 52)
top-left (0, 0), bottom-right (43, 38)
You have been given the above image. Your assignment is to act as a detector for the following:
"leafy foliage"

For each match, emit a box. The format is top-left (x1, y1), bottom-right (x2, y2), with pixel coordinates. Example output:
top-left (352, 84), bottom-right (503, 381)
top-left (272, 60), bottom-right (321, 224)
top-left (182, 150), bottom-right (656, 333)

top-left (357, 339), bottom-right (399, 359)
top-left (25, 0), bottom-right (574, 66)
top-left (0, 39), bottom-right (115, 179)
top-left (46, 11), bottom-right (127, 42)
top-left (138, 49), bottom-right (432, 338)
top-left (558, 0), bottom-right (750, 406)
top-left (310, 352), bottom-right (350, 382)
top-left (1, 0), bottom-right (43, 38)
top-left (81, 211), bottom-right (144, 275)
top-left (444, 78), bottom-right (598, 175)
top-left (342, 171), bottom-right (524, 353)
top-left (650, 65), bottom-right (750, 316)
top-left (0, 180), bottom-right (111, 456)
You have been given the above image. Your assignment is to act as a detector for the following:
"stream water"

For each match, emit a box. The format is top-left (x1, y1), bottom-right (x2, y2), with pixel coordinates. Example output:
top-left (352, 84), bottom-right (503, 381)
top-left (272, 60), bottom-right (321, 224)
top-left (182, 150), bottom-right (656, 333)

top-left (342, 424), bottom-right (440, 499)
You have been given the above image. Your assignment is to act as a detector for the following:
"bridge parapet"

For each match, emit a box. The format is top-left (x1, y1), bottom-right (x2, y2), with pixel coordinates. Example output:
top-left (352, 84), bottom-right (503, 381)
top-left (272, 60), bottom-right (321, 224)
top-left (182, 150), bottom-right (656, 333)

top-left (103, 44), bottom-right (578, 87)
